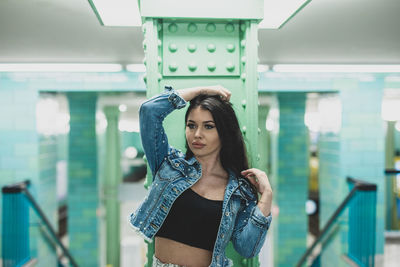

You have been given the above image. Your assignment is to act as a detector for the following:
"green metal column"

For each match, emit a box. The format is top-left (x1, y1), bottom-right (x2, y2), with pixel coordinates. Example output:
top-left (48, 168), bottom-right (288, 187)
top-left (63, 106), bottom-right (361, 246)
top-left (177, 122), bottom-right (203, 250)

top-left (258, 104), bottom-right (271, 175)
top-left (103, 106), bottom-right (121, 267)
top-left (139, 1), bottom-right (264, 266)
top-left (385, 121), bottom-right (398, 230)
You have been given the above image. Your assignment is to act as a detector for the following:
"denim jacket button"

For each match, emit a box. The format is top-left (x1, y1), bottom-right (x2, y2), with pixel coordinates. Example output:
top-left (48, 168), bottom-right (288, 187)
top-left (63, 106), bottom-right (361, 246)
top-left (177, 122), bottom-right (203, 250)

top-left (175, 163), bottom-right (179, 167)
top-left (225, 212), bottom-right (229, 216)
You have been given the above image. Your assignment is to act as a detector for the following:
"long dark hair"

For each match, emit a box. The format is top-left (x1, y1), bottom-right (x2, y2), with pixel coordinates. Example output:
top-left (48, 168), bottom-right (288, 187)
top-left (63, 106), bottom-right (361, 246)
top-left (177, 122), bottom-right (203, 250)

top-left (184, 94), bottom-right (257, 200)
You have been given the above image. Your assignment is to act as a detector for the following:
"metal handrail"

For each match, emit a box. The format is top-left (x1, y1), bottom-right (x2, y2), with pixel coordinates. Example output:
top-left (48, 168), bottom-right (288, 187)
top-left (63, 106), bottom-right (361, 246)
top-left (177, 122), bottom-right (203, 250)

top-left (385, 169), bottom-right (400, 175)
top-left (2, 180), bottom-right (79, 267)
top-left (296, 177), bottom-right (377, 267)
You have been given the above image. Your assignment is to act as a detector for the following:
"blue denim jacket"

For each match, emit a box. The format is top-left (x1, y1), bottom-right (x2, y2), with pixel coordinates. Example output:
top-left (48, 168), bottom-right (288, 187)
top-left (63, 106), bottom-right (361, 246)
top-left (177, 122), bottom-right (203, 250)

top-left (129, 87), bottom-right (272, 267)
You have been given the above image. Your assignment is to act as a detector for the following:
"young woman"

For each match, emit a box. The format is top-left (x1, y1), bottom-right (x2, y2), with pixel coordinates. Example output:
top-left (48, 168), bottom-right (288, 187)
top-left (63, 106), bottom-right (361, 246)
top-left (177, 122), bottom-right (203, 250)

top-left (129, 85), bottom-right (273, 267)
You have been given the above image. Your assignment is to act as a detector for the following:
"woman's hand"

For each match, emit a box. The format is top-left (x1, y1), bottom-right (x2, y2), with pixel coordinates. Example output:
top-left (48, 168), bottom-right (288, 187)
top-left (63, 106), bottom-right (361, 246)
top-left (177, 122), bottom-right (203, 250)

top-left (241, 168), bottom-right (273, 217)
top-left (198, 85), bottom-right (231, 101)
top-left (177, 85), bottom-right (231, 102)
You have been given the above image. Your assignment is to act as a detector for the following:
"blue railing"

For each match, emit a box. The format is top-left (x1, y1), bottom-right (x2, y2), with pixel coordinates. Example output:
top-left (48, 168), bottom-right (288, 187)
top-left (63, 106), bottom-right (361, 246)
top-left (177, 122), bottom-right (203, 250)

top-left (347, 177), bottom-right (377, 267)
top-left (2, 180), bottom-right (79, 267)
top-left (297, 177), bottom-right (377, 267)
top-left (2, 181), bottom-right (31, 267)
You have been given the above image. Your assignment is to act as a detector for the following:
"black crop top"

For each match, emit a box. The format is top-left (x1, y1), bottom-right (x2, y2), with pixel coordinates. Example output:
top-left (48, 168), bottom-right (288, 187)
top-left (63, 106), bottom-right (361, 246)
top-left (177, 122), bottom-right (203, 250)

top-left (155, 188), bottom-right (223, 251)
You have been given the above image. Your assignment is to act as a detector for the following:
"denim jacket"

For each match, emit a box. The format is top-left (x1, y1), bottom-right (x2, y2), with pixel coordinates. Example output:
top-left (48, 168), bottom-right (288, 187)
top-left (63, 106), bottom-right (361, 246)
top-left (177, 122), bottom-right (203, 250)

top-left (129, 87), bottom-right (272, 267)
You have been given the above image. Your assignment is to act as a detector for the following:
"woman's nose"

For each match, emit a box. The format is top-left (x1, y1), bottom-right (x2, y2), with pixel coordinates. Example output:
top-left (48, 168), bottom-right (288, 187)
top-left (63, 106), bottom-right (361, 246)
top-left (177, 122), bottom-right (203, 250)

top-left (194, 128), bottom-right (202, 137)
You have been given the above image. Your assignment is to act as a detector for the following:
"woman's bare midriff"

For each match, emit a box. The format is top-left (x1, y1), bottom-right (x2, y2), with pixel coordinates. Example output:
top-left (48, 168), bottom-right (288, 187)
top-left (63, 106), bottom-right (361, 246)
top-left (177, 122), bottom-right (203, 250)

top-left (155, 237), bottom-right (212, 267)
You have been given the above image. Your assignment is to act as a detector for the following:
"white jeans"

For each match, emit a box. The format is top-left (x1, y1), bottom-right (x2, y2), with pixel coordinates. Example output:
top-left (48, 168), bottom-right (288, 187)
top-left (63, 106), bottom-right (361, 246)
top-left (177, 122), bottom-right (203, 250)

top-left (152, 255), bottom-right (185, 267)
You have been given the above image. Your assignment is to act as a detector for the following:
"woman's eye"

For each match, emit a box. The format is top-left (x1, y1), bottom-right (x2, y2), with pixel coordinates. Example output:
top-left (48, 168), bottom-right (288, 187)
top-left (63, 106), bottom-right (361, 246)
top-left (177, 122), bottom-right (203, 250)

top-left (205, 124), bottom-right (215, 129)
top-left (187, 123), bottom-right (196, 129)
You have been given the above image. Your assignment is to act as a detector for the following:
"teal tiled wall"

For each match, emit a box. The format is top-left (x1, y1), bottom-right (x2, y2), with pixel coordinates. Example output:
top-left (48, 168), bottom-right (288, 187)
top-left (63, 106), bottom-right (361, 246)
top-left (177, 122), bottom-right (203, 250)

top-left (67, 93), bottom-right (99, 267)
top-left (319, 78), bottom-right (385, 265)
top-left (32, 134), bottom-right (59, 266)
top-left (338, 78), bottom-right (385, 256)
top-left (276, 93), bottom-right (309, 266)
top-left (0, 78), bottom-right (58, 264)
top-left (0, 72), bottom-right (144, 265)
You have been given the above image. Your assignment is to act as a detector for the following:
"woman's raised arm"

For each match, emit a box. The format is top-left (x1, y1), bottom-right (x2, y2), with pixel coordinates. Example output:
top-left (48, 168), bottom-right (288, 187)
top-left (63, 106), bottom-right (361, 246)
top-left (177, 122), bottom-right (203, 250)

top-left (139, 86), bottom-right (186, 176)
top-left (139, 85), bottom-right (231, 176)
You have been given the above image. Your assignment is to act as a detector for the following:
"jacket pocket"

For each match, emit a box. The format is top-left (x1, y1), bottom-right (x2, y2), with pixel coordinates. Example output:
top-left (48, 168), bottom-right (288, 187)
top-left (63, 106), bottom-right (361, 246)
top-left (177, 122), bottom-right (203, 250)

top-left (156, 159), bottom-right (184, 181)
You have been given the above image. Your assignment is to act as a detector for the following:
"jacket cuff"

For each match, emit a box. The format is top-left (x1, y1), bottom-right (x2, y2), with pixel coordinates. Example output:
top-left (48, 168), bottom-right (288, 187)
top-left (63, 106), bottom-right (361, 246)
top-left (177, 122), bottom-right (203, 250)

top-left (250, 205), bottom-right (272, 229)
top-left (165, 86), bottom-right (186, 109)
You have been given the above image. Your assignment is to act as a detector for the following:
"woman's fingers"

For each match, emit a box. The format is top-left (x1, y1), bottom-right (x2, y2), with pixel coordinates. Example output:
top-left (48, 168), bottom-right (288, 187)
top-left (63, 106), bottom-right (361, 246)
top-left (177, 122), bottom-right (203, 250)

top-left (200, 85), bottom-right (231, 101)
top-left (241, 168), bottom-right (272, 194)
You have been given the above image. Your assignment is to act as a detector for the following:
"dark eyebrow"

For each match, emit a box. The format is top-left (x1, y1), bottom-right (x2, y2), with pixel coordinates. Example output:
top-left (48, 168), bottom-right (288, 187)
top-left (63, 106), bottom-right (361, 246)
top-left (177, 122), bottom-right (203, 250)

top-left (187, 120), bottom-right (215, 124)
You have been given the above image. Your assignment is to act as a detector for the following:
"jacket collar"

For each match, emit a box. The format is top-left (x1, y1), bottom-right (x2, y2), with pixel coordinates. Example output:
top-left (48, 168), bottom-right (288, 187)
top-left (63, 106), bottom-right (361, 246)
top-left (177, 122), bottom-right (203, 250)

top-left (186, 156), bottom-right (199, 166)
top-left (185, 156), bottom-right (246, 198)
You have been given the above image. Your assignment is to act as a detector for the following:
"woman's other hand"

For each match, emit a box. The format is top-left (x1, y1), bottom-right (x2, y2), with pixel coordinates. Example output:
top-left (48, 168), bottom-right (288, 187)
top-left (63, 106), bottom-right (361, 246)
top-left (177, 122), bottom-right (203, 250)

top-left (198, 85), bottom-right (231, 101)
top-left (177, 85), bottom-right (231, 102)
top-left (241, 168), bottom-right (273, 216)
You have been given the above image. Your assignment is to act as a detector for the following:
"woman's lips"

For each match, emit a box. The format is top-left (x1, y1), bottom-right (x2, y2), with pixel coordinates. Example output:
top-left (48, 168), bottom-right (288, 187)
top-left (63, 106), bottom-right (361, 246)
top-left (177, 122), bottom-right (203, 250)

top-left (192, 142), bottom-right (205, 149)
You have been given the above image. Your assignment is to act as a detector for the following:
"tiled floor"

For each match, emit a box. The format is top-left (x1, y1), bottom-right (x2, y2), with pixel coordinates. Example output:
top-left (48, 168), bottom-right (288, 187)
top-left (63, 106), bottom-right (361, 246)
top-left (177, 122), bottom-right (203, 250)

top-left (384, 232), bottom-right (400, 267)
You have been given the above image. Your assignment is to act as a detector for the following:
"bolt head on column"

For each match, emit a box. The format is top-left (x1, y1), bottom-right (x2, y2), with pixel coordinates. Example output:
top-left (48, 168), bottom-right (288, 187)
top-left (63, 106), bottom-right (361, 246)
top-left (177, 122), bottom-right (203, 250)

top-left (188, 62), bottom-right (197, 72)
top-left (206, 23), bottom-right (216, 32)
top-left (169, 43), bottom-right (178, 53)
top-left (169, 63), bottom-right (178, 72)
top-left (226, 62), bottom-right (235, 72)
top-left (187, 23), bottom-right (198, 33)
top-left (207, 62), bottom-right (216, 72)
top-left (187, 44), bottom-right (197, 53)
top-left (225, 23), bottom-right (234, 33)
top-left (168, 23), bottom-right (178, 33)
top-left (207, 44), bottom-right (216, 53)
top-left (226, 44), bottom-right (235, 53)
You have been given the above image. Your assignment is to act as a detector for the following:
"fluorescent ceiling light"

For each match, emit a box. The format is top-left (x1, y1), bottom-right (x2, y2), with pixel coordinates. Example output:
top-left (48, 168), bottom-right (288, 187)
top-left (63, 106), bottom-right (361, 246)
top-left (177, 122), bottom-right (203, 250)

top-left (0, 64), bottom-right (123, 72)
top-left (260, 0), bottom-right (311, 29)
top-left (273, 64), bottom-right (400, 73)
top-left (126, 64), bottom-right (146, 72)
top-left (89, 0), bottom-right (141, 26)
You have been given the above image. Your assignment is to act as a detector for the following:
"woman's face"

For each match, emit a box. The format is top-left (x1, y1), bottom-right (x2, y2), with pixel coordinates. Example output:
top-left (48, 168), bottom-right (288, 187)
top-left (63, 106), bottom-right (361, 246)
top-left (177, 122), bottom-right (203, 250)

top-left (185, 107), bottom-right (221, 159)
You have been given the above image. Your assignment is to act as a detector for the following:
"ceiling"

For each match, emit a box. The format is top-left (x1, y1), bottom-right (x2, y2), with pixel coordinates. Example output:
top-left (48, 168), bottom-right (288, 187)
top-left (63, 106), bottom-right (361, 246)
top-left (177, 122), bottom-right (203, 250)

top-left (0, 0), bottom-right (399, 66)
